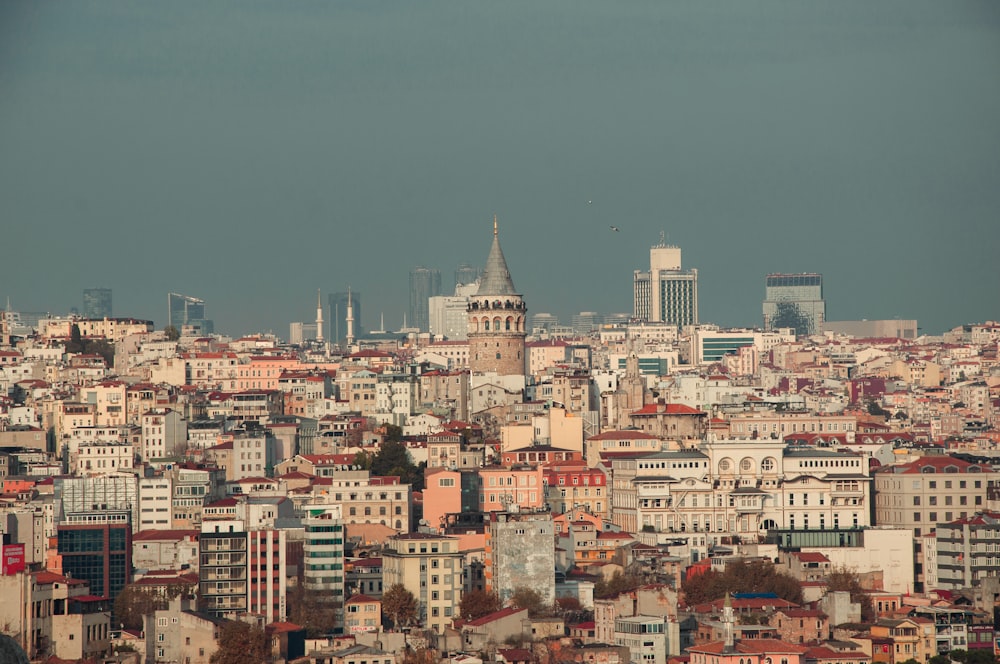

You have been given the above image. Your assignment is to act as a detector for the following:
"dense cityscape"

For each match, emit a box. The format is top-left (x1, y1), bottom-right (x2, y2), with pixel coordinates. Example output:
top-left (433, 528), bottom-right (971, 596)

top-left (0, 224), bottom-right (998, 664)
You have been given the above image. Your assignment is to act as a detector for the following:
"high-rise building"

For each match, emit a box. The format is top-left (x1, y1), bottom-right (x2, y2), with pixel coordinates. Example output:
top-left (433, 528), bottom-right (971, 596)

top-left (454, 262), bottom-right (482, 289)
top-left (486, 510), bottom-right (555, 605)
top-left (409, 267), bottom-right (442, 333)
top-left (57, 510), bottom-right (132, 603)
top-left (633, 239), bottom-right (698, 329)
top-left (329, 291), bottom-right (362, 343)
top-left (382, 533), bottom-right (463, 634)
top-left (167, 292), bottom-right (213, 334)
top-left (289, 322), bottom-right (318, 345)
top-left (467, 218), bottom-right (527, 377)
top-left (302, 504), bottom-right (346, 606)
top-left (428, 282), bottom-right (478, 340)
top-left (571, 311), bottom-right (602, 334)
top-left (530, 313), bottom-right (559, 333)
top-left (762, 273), bottom-right (825, 335)
top-left (82, 288), bottom-right (112, 318)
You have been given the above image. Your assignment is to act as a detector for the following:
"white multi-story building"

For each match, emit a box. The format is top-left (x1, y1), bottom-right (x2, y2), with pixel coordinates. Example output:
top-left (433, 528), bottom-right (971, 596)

top-left (140, 408), bottom-right (187, 461)
top-left (138, 476), bottom-right (174, 531)
top-left (610, 440), bottom-right (870, 541)
top-left (73, 442), bottom-right (134, 477)
top-left (615, 616), bottom-right (670, 664)
top-left (429, 282), bottom-right (478, 340)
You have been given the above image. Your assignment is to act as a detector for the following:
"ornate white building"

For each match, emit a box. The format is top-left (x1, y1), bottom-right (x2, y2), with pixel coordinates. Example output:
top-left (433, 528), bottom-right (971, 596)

top-left (609, 439), bottom-right (870, 542)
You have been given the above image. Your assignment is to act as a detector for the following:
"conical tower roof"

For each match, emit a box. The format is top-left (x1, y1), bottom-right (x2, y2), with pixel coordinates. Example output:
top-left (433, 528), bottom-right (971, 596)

top-left (477, 216), bottom-right (518, 296)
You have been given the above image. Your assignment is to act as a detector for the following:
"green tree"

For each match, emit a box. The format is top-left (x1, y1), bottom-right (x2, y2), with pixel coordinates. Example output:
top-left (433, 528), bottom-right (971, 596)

top-left (459, 589), bottom-right (503, 620)
top-left (69, 324), bottom-right (84, 351)
top-left (210, 620), bottom-right (269, 664)
top-left (928, 655), bottom-right (951, 664)
top-left (866, 399), bottom-right (888, 417)
top-left (382, 584), bottom-right (418, 630)
top-left (164, 325), bottom-right (181, 341)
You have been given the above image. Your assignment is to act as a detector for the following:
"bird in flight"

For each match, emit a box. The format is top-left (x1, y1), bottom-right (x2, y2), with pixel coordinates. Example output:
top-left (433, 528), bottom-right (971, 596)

top-left (609, 225), bottom-right (620, 232)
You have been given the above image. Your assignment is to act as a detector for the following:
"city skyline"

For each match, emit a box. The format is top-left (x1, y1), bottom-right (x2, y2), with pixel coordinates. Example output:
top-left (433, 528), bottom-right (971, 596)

top-left (1, 1), bottom-right (998, 336)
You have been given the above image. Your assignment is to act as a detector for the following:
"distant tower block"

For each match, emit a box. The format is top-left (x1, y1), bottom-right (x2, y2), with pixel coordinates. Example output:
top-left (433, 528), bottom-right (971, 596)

top-left (467, 216), bottom-right (527, 376)
top-left (315, 289), bottom-right (325, 342)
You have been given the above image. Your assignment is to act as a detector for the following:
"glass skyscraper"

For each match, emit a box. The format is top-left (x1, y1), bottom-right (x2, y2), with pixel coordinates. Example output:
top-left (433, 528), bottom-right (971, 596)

top-left (82, 288), bottom-right (112, 318)
top-left (409, 266), bottom-right (441, 332)
top-left (762, 273), bottom-right (825, 335)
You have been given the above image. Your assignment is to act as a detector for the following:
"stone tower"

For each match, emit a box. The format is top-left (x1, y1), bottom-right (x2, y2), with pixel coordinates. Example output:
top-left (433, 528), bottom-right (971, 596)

top-left (467, 217), bottom-right (527, 376)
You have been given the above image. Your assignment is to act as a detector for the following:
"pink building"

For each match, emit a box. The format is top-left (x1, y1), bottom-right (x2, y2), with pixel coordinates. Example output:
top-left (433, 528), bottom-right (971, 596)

top-left (478, 465), bottom-right (545, 512)
top-left (423, 467), bottom-right (463, 531)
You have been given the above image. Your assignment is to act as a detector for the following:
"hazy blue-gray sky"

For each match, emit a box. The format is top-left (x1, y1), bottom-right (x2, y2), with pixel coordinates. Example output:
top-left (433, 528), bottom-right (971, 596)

top-left (1, 0), bottom-right (998, 336)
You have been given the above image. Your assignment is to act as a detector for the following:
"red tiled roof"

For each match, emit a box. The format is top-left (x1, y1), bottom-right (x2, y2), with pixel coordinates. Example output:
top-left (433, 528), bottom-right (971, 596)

top-left (346, 594), bottom-right (379, 604)
top-left (133, 529), bottom-right (199, 541)
top-left (691, 639), bottom-right (810, 655)
top-left (631, 403), bottom-right (706, 416)
top-left (463, 606), bottom-right (527, 627)
top-left (792, 552), bottom-right (830, 563)
top-left (588, 430), bottom-right (660, 441)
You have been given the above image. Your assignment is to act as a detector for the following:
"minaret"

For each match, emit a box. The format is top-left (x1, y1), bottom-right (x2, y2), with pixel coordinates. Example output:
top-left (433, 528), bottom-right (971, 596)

top-left (346, 288), bottom-right (355, 346)
top-left (315, 289), bottom-right (324, 343)
top-left (467, 215), bottom-right (526, 378)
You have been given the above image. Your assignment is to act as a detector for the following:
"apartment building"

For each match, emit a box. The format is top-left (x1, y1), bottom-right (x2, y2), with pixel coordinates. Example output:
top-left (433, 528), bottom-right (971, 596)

top-left (382, 533), bottom-right (463, 634)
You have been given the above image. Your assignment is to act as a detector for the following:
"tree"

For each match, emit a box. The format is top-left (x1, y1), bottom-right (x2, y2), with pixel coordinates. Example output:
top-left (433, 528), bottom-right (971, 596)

top-left (929, 656), bottom-right (951, 664)
top-left (594, 572), bottom-right (643, 599)
top-left (113, 583), bottom-right (190, 631)
top-left (681, 559), bottom-right (803, 606)
top-left (164, 325), bottom-right (180, 341)
top-left (210, 620), bottom-right (269, 664)
top-left (69, 324), bottom-right (83, 350)
top-left (402, 648), bottom-right (438, 664)
top-left (368, 440), bottom-right (426, 491)
top-left (825, 567), bottom-right (875, 622)
top-left (286, 584), bottom-right (339, 638)
top-left (510, 587), bottom-right (551, 618)
top-left (865, 399), bottom-right (888, 417)
top-left (460, 589), bottom-right (502, 620)
top-left (382, 584), bottom-right (418, 630)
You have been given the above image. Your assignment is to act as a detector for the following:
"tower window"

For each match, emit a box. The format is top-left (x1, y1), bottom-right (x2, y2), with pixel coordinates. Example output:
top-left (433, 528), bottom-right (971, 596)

top-left (496, 353), bottom-right (501, 359)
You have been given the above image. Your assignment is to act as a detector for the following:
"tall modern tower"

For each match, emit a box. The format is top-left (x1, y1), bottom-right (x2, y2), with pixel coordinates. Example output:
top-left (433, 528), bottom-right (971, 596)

top-left (454, 262), bottom-right (482, 289)
top-left (167, 292), bottom-right (213, 333)
top-left (467, 217), bottom-right (526, 377)
top-left (329, 291), bottom-right (362, 343)
top-left (633, 236), bottom-right (698, 328)
top-left (409, 266), bottom-right (442, 333)
top-left (83, 288), bottom-right (112, 318)
top-left (763, 273), bottom-right (825, 335)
